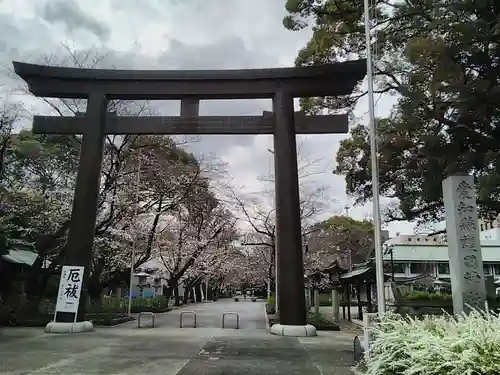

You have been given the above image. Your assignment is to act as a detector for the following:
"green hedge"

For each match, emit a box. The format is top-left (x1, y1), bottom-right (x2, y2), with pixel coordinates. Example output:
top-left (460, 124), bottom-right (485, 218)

top-left (87, 296), bottom-right (169, 314)
top-left (308, 311), bottom-right (340, 331)
top-left (403, 291), bottom-right (453, 302)
top-left (268, 311), bottom-right (339, 331)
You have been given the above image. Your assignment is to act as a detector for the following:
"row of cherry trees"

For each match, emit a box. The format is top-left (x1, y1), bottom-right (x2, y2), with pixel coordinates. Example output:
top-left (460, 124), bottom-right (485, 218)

top-left (227, 143), bottom-right (377, 292)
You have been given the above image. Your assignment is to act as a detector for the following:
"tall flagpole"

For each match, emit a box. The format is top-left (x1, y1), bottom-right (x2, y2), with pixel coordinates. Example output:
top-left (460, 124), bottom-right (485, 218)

top-left (363, 0), bottom-right (386, 314)
top-left (128, 147), bottom-right (141, 316)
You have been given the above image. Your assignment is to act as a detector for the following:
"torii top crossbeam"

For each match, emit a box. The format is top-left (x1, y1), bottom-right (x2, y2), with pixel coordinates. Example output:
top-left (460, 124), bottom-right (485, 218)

top-left (13, 59), bottom-right (366, 100)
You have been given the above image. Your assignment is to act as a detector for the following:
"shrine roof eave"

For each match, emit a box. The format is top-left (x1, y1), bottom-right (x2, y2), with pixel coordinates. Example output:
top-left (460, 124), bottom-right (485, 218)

top-left (12, 59), bottom-right (367, 100)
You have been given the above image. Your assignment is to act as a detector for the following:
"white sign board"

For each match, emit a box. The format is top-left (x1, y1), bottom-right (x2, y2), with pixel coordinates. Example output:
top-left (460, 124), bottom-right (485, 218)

top-left (55, 266), bottom-right (84, 314)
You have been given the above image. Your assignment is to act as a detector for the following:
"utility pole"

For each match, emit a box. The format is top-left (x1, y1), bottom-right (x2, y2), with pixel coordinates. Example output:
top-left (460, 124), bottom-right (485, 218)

top-left (127, 147), bottom-right (141, 316)
top-left (364, 0), bottom-right (386, 313)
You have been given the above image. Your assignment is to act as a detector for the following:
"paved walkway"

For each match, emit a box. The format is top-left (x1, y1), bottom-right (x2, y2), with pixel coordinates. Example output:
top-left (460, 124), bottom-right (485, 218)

top-left (131, 299), bottom-right (267, 330)
top-left (0, 300), bottom-right (356, 375)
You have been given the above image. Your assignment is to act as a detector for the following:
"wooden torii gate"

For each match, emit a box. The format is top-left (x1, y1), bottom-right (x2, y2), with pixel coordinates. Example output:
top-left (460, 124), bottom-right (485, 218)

top-left (13, 60), bottom-right (366, 334)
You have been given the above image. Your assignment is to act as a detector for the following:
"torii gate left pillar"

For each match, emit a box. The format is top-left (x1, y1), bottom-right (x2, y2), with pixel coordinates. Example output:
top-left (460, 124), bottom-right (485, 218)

top-left (52, 93), bottom-right (108, 332)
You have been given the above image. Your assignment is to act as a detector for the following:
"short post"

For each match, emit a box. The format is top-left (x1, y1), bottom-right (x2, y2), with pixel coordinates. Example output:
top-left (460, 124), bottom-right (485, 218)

top-left (222, 312), bottom-right (240, 329)
top-left (138, 312), bottom-right (155, 328)
top-left (332, 289), bottom-right (340, 323)
top-left (442, 174), bottom-right (486, 314)
top-left (363, 312), bottom-right (377, 360)
top-left (179, 311), bottom-right (197, 328)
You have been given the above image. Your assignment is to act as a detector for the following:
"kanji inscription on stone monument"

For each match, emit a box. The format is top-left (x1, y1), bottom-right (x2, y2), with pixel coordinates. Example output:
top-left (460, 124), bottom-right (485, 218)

top-left (442, 175), bottom-right (486, 314)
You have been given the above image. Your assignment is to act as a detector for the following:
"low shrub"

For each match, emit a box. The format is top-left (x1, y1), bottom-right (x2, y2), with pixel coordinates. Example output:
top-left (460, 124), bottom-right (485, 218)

top-left (267, 296), bottom-right (275, 306)
top-left (403, 291), bottom-right (453, 302)
top-left (265, 303), bottom-right (276, 314)
top-left (86, 314), bottom-right (135, 326)
top-left (308, 311), bottom-right (339, 331)
top-left (87, 296), bottom-right (169, 314)
top-left (354, 310), bottom-right (500, 375)
top-left (267, 311), bottom-right (339, 331)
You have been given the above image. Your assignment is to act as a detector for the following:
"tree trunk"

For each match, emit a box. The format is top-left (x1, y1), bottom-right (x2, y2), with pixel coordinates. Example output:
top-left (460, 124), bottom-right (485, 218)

top-left (183, 285), bottom-right (190, 305)
top-left (194, 283), bottom-right (202, 302)
top-left (314, 288), bottom-right (320, 315)
top-left (164, 285), bottom-right (172, 299)
top-left (25, 223), bottom-right (71, 300)
top-left (174, 286), bottom-right (180, 306)
top-left (135, 196), bottom-right (163, 267)
top-left (88, 258), bottom-right (105, 303)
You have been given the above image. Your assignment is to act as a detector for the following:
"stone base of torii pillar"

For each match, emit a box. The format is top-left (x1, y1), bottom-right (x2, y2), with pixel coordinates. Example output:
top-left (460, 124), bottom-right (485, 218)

top-left (270, 324), bottom-right (317, 337)
top-left (45, 321), bottom-right (94, 334)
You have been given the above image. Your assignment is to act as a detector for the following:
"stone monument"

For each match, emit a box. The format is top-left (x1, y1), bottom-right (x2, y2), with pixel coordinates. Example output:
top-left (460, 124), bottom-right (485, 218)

top-left (442, 174), bottom-right (486, 314)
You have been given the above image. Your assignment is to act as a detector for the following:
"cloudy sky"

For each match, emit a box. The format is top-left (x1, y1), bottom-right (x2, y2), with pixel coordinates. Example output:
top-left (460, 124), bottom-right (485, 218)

top-left (0, 0), bottom-right (416, 236)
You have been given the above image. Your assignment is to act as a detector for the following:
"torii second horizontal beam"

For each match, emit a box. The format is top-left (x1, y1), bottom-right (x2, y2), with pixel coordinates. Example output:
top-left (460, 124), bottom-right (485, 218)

top-left (32, 114), bottom-right (348, 135)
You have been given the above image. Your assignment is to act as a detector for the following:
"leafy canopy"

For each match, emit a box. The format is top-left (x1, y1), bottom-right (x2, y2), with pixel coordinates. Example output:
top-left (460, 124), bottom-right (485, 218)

top-left (284, 0), bottom-right (500, 224)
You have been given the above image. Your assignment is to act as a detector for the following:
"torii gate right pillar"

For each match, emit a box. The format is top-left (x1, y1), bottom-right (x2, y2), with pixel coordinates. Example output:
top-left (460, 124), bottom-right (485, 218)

top-left (270, 91), bottom-right (315, 337)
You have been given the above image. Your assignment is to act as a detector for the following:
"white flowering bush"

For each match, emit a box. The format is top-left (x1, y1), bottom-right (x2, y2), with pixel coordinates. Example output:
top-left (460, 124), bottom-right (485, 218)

top-left (354, 310), bottom-right (500, 375)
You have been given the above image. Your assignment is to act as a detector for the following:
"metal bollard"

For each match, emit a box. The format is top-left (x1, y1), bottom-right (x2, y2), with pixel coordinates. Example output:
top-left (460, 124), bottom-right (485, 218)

top-left (222, 312), bottom-right (240, 329)
top-left (138, 312), bottom-right (155, 328)
top-left (180, 311), bottom-right (197, 328)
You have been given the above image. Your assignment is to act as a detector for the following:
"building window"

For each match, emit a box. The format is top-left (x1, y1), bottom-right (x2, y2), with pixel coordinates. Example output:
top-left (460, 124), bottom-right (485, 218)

top-left (483, 264), bottom-right (491, 275)
top-left (410, 263), bottom-right (426, 274)
top-left (493, 264), bottom-right (500, 276)
top-left (392, 263), bottom-right (406, 274)
top-left (437, 262), bottom-right (450, 275)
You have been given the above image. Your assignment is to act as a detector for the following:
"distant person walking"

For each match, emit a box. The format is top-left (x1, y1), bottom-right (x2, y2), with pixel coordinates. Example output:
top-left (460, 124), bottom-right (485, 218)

top-left (242, 289), bottom-right (247, 300)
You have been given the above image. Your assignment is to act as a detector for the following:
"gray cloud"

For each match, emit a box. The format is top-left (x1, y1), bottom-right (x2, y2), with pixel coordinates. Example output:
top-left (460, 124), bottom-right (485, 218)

top-left (38, 0), bottom-right (110, 40)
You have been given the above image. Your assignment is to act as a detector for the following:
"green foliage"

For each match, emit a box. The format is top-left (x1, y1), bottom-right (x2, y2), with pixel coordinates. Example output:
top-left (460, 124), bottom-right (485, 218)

top-left (0, 189), bottom-right (71, 242)
top-left (403, 291), bottom-right (452, 302)
top-left (267, 295), bottom-right (275, 306)
top-left (87, 296), bottom-right (169, 314)
top-left (6, 130), bottom-right (79, 191)
top-left (285, 0), bottom-right (500, 224)
top-left (308, 311), bottom-right (333, 327)
top-left (308, 215), bottom-right (374, 268)
top-left (354, 311), bottom-right (500, 375)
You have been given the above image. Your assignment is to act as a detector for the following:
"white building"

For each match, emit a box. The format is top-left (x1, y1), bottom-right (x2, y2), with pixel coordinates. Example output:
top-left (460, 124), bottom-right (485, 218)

top-left (383, 226), bottom-right (500, 282)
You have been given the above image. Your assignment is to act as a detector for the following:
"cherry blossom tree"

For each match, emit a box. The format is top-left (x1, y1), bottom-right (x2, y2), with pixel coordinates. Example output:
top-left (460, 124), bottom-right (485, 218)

top-left (150, 187), bottom-right (236, 304)
top-left (224, 143), bottom-right (333, 295)
top-left (0, 99), bottom-right (24, 186)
